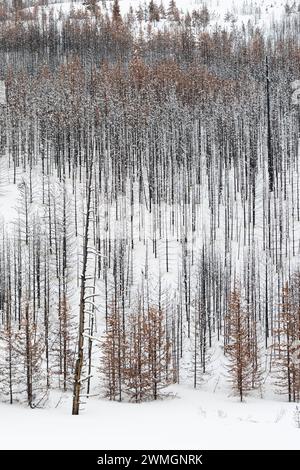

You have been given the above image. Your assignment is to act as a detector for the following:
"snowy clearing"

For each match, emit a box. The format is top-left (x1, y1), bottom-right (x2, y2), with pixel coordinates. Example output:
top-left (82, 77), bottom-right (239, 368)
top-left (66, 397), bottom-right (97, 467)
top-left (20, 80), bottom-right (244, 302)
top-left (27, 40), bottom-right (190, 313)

top-left (0, 385), bottom-right (299, 450)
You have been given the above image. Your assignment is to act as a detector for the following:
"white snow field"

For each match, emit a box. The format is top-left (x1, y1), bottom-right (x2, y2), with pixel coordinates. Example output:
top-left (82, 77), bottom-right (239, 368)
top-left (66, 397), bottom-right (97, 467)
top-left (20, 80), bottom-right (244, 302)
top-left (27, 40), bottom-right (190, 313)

top-left (0, 385), bottom-right (299, 450)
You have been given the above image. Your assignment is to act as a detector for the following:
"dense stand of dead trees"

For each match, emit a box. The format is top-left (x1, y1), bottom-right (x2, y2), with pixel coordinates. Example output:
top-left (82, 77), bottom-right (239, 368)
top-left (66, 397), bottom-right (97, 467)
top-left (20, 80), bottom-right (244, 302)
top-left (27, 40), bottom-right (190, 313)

top-left (1, 1), bottom-right (300, 411)
top-left (101, 303), bottom-right (172, 402)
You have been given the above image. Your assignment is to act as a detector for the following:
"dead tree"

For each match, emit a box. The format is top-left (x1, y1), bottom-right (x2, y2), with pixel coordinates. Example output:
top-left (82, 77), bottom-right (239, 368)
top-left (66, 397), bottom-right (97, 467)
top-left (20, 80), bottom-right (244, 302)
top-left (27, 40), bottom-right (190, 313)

top-left (72, 157), bottom-right (94, 415)
top-left (273, 280), bottom-right (300, 402)
top-left (225, 287), bottom-right (253, 402)
top-left (100, 302), bottom-right (126, 401)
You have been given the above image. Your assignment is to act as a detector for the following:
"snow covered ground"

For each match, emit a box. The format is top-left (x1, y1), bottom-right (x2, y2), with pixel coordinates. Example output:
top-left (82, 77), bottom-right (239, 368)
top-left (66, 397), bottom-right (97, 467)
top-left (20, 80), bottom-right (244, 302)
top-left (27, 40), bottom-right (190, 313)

top-left (0, 160), bottom-right (20, 224)
top-left (0, 385), bottom-right (299, 450)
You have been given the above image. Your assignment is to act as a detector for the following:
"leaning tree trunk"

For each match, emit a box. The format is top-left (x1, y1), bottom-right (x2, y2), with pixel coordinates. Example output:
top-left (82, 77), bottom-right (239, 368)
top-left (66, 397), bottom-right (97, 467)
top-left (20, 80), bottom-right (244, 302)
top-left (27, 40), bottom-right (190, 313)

top-left (72, 157), bottom-right (94, 415)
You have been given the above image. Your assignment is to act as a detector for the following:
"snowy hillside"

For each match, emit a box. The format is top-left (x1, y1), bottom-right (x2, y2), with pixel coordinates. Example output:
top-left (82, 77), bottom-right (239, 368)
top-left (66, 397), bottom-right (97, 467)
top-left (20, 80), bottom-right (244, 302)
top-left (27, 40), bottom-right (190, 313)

top-left (15, 0), bottom-right (291, 31)
top-left (1, 0), bottom-right (300, 452)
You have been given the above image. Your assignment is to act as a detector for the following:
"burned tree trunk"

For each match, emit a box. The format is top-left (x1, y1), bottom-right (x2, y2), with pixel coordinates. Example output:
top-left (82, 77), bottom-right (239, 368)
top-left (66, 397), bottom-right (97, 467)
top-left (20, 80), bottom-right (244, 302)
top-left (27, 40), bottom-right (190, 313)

top-left (72, 158), bottom-right (94, 415)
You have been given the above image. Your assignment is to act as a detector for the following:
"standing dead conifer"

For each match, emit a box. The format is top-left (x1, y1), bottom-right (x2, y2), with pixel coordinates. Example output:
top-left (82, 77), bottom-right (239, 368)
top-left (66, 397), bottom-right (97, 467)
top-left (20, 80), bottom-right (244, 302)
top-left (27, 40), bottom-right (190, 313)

top-left (123, 310), bottom-right (151, 403)
top-left (273, 279), bottom-right (300, 402)
top-left (13, 301), bottom-right (46, 407)
top-left (225, 287), bottom-right (252, 402)
top-left (144, 306), bottom-right (173, 401)
top-left (100, 302), bottom-right (126, 401)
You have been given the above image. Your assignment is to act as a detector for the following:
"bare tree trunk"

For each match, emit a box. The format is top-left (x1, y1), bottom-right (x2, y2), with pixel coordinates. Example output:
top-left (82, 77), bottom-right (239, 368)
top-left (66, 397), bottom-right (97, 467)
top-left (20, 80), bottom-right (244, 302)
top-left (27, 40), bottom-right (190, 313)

top-left (266, 55), bottom-right (273, 193)
top-left (72, 158), bottom-right (93, 415)
top-left (25, 302), bottom-right (33, 408)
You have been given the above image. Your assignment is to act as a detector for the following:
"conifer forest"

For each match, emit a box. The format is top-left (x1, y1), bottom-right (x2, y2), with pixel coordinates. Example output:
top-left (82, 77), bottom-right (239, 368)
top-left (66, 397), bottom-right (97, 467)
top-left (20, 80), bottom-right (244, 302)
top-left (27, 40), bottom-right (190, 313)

top-left (0, 0), bottom-right (300, 450)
